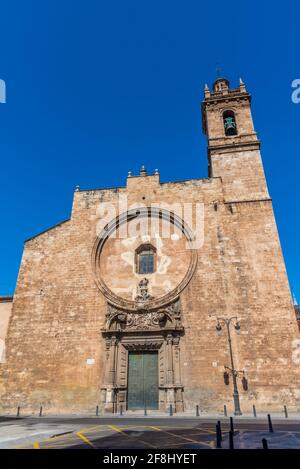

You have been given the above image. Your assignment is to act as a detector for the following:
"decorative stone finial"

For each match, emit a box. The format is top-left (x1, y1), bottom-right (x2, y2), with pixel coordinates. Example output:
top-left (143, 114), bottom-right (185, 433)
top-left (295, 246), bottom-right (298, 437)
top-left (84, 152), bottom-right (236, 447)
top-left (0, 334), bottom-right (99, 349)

top-left (204, 83), bottom-right (210, 98)
top-left (75, 185), bottom-right (80, 192)
top-left (140, 165), bottom-right (146, 176)
top-left (239, 77), bottom-right (246, 92)
top-left (127, 171), bottom-right (132, 178)
top-left (292, 292), bottom-right (298, 306)
top-left (155, 168), bottom-right (159, 175)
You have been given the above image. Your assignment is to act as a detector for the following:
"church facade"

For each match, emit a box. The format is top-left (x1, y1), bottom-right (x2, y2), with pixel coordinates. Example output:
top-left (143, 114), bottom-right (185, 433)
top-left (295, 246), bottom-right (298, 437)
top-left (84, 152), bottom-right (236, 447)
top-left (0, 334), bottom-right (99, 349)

top-left (1, 78), bottom-right (299, 415)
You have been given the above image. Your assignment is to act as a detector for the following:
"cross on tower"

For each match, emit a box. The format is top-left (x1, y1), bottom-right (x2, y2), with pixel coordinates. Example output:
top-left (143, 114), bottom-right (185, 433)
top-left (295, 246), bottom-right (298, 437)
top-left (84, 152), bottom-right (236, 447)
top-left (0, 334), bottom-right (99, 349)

top-left (216, 64), bottom-right (222, 78)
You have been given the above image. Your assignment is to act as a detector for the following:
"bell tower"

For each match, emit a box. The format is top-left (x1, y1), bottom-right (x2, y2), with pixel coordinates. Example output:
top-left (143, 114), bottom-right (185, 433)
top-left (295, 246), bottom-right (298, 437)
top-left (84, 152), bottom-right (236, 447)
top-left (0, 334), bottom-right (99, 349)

top-left (202, 78), bottom-right (270, 202)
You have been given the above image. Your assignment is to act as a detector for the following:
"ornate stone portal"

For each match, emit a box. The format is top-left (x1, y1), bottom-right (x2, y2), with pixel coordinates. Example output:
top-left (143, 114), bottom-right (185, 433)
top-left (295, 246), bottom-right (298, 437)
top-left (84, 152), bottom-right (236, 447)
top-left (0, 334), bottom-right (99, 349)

top-left (92, 207), bottom-right (198, 413)
top-left (100, 295), bottom-right (184, 413)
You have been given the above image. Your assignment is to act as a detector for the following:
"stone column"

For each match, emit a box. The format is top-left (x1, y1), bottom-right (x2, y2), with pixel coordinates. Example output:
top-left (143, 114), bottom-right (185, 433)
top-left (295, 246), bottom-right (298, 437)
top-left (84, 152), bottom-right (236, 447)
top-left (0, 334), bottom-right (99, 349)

top-left (104, 335), bottom-right (117, 413)
top-left (173, 336), bottom-right (184, 412)
top-left (166, 334), bottom-right (174, 384)
top-left (173, 336), bottom-right (181, 385)
top-left (165, 334), bottom-right (175, 409)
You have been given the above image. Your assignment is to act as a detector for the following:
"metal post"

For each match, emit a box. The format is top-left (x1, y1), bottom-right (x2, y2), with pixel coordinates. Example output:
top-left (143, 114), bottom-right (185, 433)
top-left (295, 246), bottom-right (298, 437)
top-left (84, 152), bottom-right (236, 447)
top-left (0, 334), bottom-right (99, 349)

top-left (144, 408), bottom-right (147, 416)
top-left (216, 424), bottom-right (222, 448)
top-left (253, 404), bottom-right (257, 418)
top-left (17, 406), bottom-right (20, 418)
top-left (230, 416), bottom-right (234, 434)
top-left (262, 438), bottom-right (268, 449)
top-left (229, 430), bottom-right (234, 449)
top-left (196, 405), bottom-right (199, 417)
top-left (120, 405), bottom-right (123, 416)
top-left (169, 404), bottom-right (173, 416)
top-left (217, 317), bottom-right (242, 416)
top-left (224, 404), bottom-right (227, 417)
top-left (96, 405), bottom-right (99, 416)
top-left (284, 405), bottom-right (288, 418)
top-left (267, 414), bottom-right (273, 433)
top-left (226, 321), bottom-right (242, 416)
top-left (217, 420), bottom-right (222, 441)
top-left (39, 406), bottom-right (43, 417)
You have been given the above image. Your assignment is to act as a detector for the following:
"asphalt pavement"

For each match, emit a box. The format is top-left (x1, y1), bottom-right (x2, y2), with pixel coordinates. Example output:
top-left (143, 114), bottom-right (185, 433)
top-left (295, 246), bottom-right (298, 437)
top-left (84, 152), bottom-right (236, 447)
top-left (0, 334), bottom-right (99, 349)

top-left (1, 415), bottom-right (300, 449)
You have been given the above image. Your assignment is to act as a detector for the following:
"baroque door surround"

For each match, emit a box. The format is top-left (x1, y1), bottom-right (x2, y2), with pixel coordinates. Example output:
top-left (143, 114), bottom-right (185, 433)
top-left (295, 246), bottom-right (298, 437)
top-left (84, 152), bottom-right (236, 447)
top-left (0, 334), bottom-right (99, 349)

top-left (100, 296), bottom-right (184, 413)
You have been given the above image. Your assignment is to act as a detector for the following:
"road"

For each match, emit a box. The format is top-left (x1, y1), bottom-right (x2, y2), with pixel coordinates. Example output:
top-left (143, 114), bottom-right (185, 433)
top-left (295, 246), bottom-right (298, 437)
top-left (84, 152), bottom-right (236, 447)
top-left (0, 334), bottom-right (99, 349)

top-left (1, 416), bottom-right (300, 449)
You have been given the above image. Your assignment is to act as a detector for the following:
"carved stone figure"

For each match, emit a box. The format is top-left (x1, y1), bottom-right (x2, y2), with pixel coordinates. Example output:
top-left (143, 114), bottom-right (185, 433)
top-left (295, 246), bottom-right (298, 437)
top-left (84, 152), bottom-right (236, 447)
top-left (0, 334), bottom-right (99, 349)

top-left (135, 278), bottom-right (153, 302)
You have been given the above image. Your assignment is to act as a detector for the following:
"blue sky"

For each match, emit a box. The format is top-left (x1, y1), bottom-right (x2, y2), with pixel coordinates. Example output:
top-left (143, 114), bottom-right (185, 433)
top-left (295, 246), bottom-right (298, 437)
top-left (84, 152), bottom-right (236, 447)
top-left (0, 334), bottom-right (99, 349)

top-left (0, 1), bottom-right (299, 300)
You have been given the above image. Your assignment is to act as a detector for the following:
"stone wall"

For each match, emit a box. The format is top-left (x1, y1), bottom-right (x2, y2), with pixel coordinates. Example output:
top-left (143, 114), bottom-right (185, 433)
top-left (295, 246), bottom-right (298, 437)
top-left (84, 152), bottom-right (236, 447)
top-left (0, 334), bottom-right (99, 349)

top-left (0, 171), bottom-right (299, 414)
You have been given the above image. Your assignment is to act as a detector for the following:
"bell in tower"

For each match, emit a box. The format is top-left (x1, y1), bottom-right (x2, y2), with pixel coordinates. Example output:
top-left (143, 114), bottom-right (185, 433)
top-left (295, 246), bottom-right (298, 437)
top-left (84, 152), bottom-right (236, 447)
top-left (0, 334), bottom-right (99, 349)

top-left (223, 110), bottom-right (237, 136)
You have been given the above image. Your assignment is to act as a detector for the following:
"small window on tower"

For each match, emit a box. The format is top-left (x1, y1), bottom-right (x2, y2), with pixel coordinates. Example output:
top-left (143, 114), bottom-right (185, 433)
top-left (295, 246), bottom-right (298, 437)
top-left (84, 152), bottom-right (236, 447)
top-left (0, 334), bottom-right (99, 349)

top-left (223, 110), bottom-right (238, 136)
top-left (135, 244), bottom-right (156, 274)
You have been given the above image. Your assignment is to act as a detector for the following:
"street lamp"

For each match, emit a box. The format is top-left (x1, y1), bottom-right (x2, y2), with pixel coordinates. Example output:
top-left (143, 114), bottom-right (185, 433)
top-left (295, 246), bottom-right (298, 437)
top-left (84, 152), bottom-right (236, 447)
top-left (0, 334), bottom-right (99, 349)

top-left (216, 316), bottom-right (242, 416)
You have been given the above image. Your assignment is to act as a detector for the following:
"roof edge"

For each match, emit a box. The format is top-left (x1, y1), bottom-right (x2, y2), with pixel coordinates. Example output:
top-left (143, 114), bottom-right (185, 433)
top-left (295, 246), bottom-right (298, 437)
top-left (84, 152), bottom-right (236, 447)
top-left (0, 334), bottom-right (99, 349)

top-left (76, 176), bottom-right (220, 193)
top-left (25, 218), bottom-right (71, 243)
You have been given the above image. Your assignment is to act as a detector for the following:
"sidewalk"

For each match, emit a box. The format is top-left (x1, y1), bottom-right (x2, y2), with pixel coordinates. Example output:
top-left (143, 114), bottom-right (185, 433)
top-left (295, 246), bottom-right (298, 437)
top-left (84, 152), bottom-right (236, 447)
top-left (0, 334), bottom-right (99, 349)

top-left (2, 409), bottom-right (300, 421)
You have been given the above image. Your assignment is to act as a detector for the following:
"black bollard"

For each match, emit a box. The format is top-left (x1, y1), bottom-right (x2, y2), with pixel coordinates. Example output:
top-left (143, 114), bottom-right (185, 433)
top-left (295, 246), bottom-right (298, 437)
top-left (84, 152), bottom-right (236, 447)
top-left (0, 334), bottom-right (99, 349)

top-left (96, 405), bottom-right (99, 417)
top-left (217, 420), bottom-right (222, 441)
top-left (196, 405), bottom-right (199, 417)
top-left (39, 406), bottom-right (43, 417)
top-left (262, 438), bottom-right (268, 449)
top-left (284, 405), bottom-right (288, 418)
top-left (17, 406), bottom-right (20, 418)
top-left (219, 421), bottom-right (222, 441)
top-left (224, 404), bottom-right (227, 417)
top-left (169, 404), bottom-right (173, 416)
top-left (230, 416), bottom-right (234, 434)
top-left (267, 414), bottom-right (273, 433)
top-left (144, 408), bottom-right (147, 416)
top-left (229, 430), bottom-right (234, 449)
top-left (120, 405), bottom-right (123, 416)
top-left (253, 405), bottom-right (257, 418)
top-left (216, 424), bottom-right (222, 448)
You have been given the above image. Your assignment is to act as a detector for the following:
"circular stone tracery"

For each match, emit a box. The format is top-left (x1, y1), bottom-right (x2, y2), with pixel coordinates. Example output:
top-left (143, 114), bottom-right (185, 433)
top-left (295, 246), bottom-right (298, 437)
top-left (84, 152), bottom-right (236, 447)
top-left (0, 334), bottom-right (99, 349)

top-left (92, 207), bottom-right (198, 311)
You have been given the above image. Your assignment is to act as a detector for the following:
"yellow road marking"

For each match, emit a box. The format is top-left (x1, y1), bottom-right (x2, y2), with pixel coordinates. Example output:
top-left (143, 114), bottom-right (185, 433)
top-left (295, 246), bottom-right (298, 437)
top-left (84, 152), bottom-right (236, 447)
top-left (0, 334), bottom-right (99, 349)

top-left (109, 425), bottom-right (123, 433)
top-left (163, 440), bottom-right (214, 448)
top-left (192, 428), bottom-right (215, 435)
top-left (109, 425), bottom-right (161, 433)
top-left (111, 425), bottom-right (159, 430)
top-left (157, 429), bottom-right (212, 448)
top-left (42, 441), bottom-right (84, 449)
top-left (76, 432), bottom-right (95, 448)
top-left (149, 426), bottom-right (161, 431)
top-left (32, 442), bottom-right (40, 449)
top-left (75, 424), bottom-right (110, 434)
top-left (109, 425), bottom-right (157, 448)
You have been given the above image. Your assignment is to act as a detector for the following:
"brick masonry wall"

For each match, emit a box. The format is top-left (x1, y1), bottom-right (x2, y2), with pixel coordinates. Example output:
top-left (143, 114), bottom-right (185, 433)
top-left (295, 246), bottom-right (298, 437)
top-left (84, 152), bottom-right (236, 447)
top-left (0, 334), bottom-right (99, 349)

top-left (0, 171), bottom-right (299, 414)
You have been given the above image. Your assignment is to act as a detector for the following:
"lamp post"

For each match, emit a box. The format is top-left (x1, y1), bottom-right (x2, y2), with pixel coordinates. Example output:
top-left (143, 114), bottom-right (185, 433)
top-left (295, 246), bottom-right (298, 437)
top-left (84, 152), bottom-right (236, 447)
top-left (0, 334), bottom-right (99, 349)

top-left (216, 316), bottom-right (242, 416)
